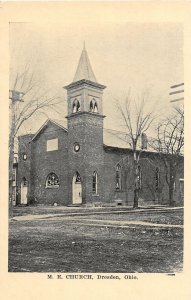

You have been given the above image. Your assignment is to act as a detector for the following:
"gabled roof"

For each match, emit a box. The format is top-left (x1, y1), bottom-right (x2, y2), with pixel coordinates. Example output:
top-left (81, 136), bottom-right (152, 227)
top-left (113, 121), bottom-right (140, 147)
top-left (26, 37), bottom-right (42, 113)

top-left (31, 118), bottom-right (156, 153)
top-left (32, 119), bottom-right (68, 141)
top-left (73, 44), bottom-right (97, 83)
top-left (103, 128), bottom-right (132, 149)
top-left (51, 119), bottom-right (67, 129)
top-left (103, 128), bottom-right (154, 152)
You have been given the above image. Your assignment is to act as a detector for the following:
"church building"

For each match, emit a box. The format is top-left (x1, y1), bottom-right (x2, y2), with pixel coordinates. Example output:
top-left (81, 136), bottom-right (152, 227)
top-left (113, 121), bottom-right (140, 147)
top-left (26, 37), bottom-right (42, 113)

top-left (16, 46), bottom-right (184, 207)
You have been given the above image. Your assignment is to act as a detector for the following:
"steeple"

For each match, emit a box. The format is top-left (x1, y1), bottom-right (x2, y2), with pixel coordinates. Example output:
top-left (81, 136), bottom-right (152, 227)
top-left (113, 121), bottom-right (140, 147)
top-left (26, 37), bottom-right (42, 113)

top-left (73, 43), bottom-right (97, 83)
top-left (64, 44), bottom-right (106, 117)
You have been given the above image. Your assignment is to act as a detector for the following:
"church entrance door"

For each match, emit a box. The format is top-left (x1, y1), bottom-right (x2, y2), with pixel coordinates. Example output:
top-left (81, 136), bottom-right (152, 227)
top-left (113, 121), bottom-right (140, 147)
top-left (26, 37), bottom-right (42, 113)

top-left (21, 178), bottom-right (28, 204)
top-left (72, 172), bottom-right (82, 204)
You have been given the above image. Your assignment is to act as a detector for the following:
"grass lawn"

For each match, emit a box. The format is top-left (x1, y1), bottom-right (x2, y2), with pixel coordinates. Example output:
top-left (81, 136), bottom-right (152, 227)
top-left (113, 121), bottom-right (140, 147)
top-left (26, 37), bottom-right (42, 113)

top-left (9, 207), bottom-right (183, 273)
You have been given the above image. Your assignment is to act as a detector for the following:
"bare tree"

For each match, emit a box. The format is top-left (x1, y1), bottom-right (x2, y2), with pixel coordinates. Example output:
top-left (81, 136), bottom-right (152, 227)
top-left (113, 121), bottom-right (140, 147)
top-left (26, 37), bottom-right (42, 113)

top-left (117, 93), bottom-right (156, 208)
top-left (149, 106), bottom-right (184, 206)
top-left (9, 65), bottom-right (63, 217)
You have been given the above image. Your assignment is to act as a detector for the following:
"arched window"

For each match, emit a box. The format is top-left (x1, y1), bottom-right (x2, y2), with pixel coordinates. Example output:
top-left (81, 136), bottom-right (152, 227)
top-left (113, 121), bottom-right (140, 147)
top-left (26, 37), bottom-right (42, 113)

top-left (75, 171), bottom-right (81, 183)
top-left (94, 102), bottom-right (98, 113)
top-left (90, 98), bottom-right (98, 113)
top-left (22, 177), bottom-right (28, 187)
top-left (92, 171), bottom-right (98, 194)
top-left (155, 167), bottom-right (160, 191)
top-left (72, 99), bottom-right (80, 113)
top-left (116, 164), bottom-right (122, 191)
top-left (46, 173), bottom-right (59, 188)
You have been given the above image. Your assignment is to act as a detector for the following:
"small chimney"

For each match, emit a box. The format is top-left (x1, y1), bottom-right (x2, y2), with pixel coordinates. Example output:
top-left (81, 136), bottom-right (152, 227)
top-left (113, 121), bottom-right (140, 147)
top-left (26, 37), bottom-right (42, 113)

top-left (141, 133), bottom-right (148, 150)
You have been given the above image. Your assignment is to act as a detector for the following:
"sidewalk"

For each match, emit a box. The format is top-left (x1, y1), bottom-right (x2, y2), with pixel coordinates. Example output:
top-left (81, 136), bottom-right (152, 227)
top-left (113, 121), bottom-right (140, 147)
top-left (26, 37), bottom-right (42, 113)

top-left (11, 206), bottom-right (183, 225)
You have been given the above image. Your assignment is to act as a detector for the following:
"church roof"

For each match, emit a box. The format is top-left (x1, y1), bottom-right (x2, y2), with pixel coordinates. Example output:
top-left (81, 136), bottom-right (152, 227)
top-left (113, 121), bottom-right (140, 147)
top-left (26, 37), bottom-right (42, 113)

top-left (103, 129), bottom-right (132, 149)
top-left (73, 44), bottom-right (97, 83)
top-left (103, 128), bottom-right (154, 152)
top-left (31, 118), bottom-right (155, 153)
top-left (51, 119), bottom-right (68, 129)
top-left (32, 119), bottom-right (68, 141)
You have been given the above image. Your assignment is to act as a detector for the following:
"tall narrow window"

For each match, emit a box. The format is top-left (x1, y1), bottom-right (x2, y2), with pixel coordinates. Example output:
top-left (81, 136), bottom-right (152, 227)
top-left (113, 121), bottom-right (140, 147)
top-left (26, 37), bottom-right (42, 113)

top-left (155, 167), bottom-right (160, 191)
top-left (22, 177), bottom-right (28, 187)
top-left (94, 102), bottom-right (98, 113)
top-left (116, 164), bottom-right (122, 191)
top-left (92, 171), bottom-right (98, 194)
top-left (46, 173), bottom-right (59, 188)
top-left (75, 171), bottom-right (81, 183)
top-left (179, 179), bottom-right (184, 197)
top-left (90, 99), bottom-right (98, 113)
top-left (72, 99), bottom-right (80, 113)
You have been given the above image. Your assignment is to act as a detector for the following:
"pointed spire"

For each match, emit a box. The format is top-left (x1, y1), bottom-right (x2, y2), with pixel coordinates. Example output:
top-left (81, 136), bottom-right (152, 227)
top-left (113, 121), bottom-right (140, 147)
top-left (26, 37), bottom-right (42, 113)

top-left (73, 43), bottom-right (97, 83)
top-left (83, 40), bottom-right (86, 50)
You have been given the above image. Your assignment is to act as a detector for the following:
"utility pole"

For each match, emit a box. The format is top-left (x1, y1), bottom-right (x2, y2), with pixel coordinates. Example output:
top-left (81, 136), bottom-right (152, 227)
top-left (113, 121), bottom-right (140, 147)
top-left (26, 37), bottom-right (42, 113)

top-left (9, 90), bottom-right (24, 219)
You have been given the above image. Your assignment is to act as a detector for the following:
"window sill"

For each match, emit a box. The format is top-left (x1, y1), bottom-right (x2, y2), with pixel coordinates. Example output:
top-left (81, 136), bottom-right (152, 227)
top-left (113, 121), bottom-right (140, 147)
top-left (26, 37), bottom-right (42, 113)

top-left (46, 186), bottom-right (60, 189)
top-left (92, 194), bottom-right (99, 197)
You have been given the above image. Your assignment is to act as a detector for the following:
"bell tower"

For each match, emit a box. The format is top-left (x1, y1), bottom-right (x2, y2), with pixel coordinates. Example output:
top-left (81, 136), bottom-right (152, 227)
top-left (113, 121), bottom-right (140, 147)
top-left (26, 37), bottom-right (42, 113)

top-left (64, 44), bottom-right (106, 205)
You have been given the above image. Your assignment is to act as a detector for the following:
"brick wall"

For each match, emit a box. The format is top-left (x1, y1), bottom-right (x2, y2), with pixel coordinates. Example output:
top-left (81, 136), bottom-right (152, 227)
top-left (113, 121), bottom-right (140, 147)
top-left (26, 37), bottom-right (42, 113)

top-left (32, 122), bottom-right (69, 205)
top-left (67, 113), bottom-right (105, 204)
top-left (103, 146), bottom-right (184, 206)
top-left (17, 121), bottom-right (184, 207)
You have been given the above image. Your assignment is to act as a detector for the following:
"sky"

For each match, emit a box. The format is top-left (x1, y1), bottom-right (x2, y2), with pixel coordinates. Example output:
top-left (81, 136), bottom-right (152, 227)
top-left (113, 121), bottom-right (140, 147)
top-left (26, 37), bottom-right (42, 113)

top-left (10, 21), bottom-right (183, 138)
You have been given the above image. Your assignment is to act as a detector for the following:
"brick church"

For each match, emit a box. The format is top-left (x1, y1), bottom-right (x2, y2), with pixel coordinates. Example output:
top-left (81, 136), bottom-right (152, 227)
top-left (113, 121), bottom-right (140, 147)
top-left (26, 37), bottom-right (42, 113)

top-left (15, 46), bottom-right (184, 207)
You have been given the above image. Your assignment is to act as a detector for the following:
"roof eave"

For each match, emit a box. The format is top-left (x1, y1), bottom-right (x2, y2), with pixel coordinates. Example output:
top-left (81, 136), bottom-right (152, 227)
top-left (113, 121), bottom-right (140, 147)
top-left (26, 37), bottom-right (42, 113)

top-left (32, 119), bottom-right (68, 141)
top-left (63, 79), bottom-right (106, 91)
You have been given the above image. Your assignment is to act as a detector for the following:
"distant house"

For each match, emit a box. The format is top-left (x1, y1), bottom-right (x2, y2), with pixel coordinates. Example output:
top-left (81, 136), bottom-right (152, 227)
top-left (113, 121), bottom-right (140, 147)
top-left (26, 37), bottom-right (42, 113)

top-left (16, 46), bottom-right (184, 207)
